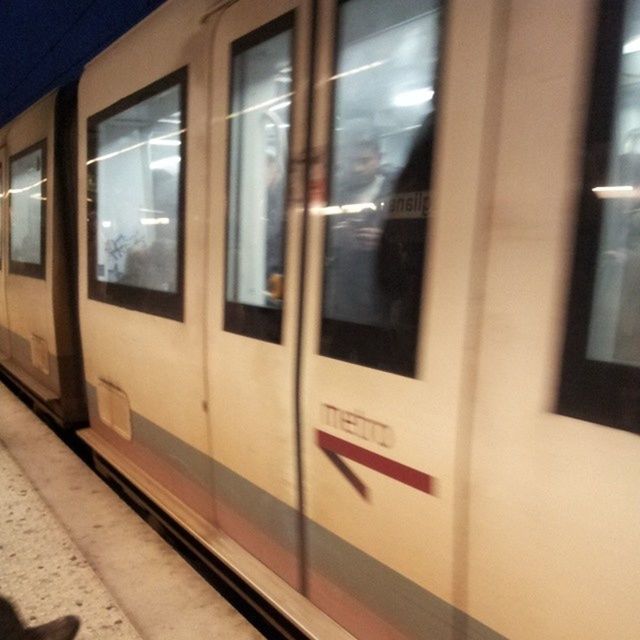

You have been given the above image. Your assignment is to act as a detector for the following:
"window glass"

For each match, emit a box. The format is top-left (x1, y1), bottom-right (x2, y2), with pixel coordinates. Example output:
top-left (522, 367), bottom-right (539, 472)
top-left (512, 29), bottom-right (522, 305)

top-left (321, 0), bottom-right (441, 376)
top-left (89, 82), bottom-right (183, 295)
top-left (10, 144), bottom-right (46, 275)
top-left (558, 0), bottom-right (640, 432)
top-left (226, 17), bottom-right (293, 317)
top-left (587, 0), bottom-right (640, 367)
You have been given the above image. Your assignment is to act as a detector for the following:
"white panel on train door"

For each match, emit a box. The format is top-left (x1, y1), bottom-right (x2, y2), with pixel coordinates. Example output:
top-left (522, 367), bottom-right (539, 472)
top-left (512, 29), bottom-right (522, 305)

top-left (299, 1), bottom-right (503, 638)
top-left (206, 0), bottom-right (312, 590)
top-left (0, 146), bottom-right (9, 357)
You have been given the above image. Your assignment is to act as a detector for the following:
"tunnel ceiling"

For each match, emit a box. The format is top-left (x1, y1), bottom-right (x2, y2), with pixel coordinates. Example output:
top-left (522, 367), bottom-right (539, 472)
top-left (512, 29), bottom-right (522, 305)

top-left (0, 0), bottom-right (167, 128)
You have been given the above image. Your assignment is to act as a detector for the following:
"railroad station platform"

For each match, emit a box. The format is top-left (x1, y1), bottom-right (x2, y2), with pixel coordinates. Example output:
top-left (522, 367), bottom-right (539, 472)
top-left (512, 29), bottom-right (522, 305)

top-left (0, 383), bottom-right (264, 640)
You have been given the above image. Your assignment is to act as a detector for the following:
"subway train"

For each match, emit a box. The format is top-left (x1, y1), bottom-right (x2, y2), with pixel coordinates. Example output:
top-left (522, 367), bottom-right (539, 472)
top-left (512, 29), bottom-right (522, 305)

top-left (0, 0), bottom-right (639, 639)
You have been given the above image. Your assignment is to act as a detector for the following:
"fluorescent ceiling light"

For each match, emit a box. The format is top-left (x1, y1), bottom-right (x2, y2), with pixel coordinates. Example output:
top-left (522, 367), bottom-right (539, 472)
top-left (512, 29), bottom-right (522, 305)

top-left (592, 185), bottom-right (640, 199)
top-left (149, 139), bottom-right (180, 146)
top-left (393, 87), bottom-right (434, 107)
top-left (227, 92), bottom-right (294, 119)
top-left (623, 36), bottom-right (640, 54)
top-left (149, 156), bottom-right (181, 171)
top-left (318, 202), bottom-right (377, 215)
top-left (331, 60), bottom-right (386, 81)
top-left (268, 100), bottom-right (291, 112)
top-left (87, 130), bottom-right (186, 165)
top-left (8, 178), bottom-right (47, 194)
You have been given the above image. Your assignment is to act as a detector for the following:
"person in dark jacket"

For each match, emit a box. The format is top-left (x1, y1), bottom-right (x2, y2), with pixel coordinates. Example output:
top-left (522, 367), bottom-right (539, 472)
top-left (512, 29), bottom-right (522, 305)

top-left (324, 135), bottom-right (394, 327)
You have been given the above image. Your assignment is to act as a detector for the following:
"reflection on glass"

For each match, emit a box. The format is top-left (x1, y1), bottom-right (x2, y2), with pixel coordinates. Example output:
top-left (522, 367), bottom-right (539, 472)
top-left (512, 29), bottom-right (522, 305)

top-left (321, 0), bottom-right (440, 376)
top-left (10, 146), bottom-right (45, 267)
top-left (226, 22), bottom-right (292, 309)
top-left (588, 0), bottom-right (640, 366)
top-left (89, 83), bottom-right (183, 293)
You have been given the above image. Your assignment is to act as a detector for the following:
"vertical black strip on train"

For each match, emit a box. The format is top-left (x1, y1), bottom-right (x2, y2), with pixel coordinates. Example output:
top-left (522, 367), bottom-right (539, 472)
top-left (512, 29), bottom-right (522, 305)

top-left (294, 0), bottom-right (320, 597)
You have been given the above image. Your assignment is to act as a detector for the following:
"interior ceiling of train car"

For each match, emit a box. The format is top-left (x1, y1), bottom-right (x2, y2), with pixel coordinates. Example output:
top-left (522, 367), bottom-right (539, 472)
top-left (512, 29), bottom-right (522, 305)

top-left (0, 0), bottom-right (167, 128)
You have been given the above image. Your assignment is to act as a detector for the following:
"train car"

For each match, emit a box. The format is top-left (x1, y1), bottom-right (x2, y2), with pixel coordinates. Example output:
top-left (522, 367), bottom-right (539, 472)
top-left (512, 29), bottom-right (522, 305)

top-left (3, 0), bottom-right (632, 639)
top-left (0, 87), bottom-right (85, 425)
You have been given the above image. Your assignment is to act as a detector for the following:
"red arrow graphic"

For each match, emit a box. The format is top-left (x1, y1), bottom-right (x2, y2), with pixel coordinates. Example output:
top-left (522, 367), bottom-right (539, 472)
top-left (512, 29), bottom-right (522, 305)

top-left (316, 429), bottom-right (434, 495)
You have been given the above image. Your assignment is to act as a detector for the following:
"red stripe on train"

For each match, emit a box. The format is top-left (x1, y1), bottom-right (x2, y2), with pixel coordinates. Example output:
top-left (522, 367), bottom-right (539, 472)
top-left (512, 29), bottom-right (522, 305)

top-left (315, 429), bottom-right (434, 495)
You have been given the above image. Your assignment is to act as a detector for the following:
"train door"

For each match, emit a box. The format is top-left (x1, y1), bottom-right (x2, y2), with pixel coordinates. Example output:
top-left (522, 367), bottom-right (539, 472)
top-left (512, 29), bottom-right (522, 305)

top-left (206, 0), bottom-right (313, 589)
top-left (299, 1), bottom-right (502, 638)
top-left (0, 146), bottom-right (10, 358)
top-left (207, 0), bottom-right (503, 637)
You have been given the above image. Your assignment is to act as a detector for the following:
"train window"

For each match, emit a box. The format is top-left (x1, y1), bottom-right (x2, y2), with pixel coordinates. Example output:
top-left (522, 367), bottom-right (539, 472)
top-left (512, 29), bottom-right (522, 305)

top-left (9, 141), bottom-right (47, 279)
top-left (559, 0), bottom-right (640, 434)
top-left (224, 13), bottom-right (294, 343)
top-left (320, 0), bottom-right (441, 377)
top-left (87, 68), bottom-right (187, 321)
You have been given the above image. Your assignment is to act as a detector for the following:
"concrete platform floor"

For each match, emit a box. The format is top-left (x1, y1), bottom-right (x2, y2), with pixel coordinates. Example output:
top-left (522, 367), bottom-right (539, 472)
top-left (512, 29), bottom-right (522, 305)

top-left (0, 383), bottom-right (264, 639)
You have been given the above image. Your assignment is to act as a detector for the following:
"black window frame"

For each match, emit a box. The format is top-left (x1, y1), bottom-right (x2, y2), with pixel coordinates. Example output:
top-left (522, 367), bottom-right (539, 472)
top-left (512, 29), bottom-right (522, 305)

top-left (9, 139), bottom-right (47, 280)
top-left (557, 0), bottom-right (640, 435)
top-left (223, 11), bottom-right (296, 344)
top-left (86, 67), bottom-right (188, 322)
top-left (319, 0), bottom-right (444, 377)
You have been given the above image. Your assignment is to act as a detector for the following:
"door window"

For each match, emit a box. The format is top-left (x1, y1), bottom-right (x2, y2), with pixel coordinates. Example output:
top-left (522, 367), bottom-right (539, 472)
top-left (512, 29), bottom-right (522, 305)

top-left (320, 0), bottom-right (442, 376)
top-left (224, 13), bottom-right (294, 343)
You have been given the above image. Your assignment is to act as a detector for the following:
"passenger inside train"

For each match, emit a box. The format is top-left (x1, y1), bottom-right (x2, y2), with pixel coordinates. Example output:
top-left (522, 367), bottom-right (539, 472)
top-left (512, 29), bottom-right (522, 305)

top-left (264, 140), bottom-right (287, 305)
top-left (226, 30), bottom-right (292, 313)
top-left (321, 0), bottom-right (437, 374)
top-left (324, 128), bottom-right (395, 328)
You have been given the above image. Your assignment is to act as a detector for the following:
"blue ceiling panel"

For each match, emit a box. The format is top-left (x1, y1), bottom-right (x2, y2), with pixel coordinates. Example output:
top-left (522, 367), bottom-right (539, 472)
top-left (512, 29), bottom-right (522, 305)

top-left (0, 0), bottom-right (167, 127)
